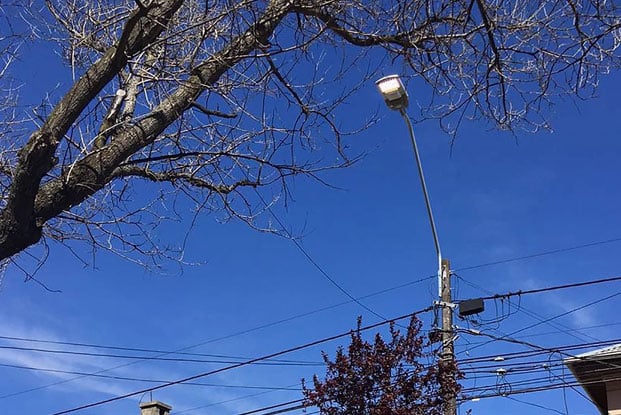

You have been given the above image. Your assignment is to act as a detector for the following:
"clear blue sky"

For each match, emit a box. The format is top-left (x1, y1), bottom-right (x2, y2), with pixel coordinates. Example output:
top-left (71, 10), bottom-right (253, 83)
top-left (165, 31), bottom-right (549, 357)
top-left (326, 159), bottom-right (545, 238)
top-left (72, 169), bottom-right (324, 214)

top-left (1, 23), bottom-right (621, 415)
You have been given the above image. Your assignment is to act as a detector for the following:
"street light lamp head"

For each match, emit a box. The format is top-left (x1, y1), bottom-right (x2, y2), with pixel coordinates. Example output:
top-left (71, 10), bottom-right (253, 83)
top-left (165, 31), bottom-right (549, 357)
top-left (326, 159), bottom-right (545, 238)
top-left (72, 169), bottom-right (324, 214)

top-left (376, 74), bottom-right (409, 110)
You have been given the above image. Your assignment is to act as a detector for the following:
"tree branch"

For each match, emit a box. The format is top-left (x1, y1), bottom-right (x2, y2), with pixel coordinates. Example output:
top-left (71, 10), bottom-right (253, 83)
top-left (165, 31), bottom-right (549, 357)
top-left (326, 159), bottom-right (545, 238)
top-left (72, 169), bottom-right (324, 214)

top-left (31, 0), bottom-right (294, 227)
top-left (110, 165), bottom-right (259, 194)
top-left (0, 0), bottom-right (185, 259)
top-left (189, 101), bottom-right (237, 118)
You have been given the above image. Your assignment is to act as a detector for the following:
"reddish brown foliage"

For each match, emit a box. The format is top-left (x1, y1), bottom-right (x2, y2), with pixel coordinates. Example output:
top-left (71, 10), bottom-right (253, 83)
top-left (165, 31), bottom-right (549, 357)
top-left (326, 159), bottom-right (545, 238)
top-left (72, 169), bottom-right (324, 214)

top-left (303, 316), bottom-right (462, 415)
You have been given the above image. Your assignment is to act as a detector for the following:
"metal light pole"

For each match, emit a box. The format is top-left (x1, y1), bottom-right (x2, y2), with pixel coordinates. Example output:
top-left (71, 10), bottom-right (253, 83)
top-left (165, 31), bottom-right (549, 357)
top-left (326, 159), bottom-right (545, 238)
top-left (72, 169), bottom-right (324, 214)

top-left (376, 75), bottom-right (456, 415)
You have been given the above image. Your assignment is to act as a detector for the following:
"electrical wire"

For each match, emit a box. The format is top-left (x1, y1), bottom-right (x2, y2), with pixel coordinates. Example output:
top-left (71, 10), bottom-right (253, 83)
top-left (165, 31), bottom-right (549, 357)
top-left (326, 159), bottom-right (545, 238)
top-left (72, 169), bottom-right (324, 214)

top-left (0, 362), bottom-right (301, 391)
top-left (5, 337), bottom-right (597, 415)
top-left (173, 391), bottom-right (301, 415)
top-left (7, 242), bottom-right (619, 412)
top-left (9, 240), bottom-right (617, 403)
top-left (253, 189), bottom-right (388, 321)
top-left (49, 307), bottom-right (433, 415)
top-left (171, 382), bottom-right (303, 415)
top-left (169, 340), bottom-right (621, 414)
top-left (0, 334), bottom-right (321, 364)
top-left (0, 272), bottom-right (612, 415)
top-left (457, 275), bottom-right (621, 343)
top-left (457, 326), bottom-right (621, 404)
top-left (9, 273), bottom-right (616, 380)
top-left (219, 338), bottom-right (621, 415)
top-left (458, 337), bottom-right (621, 365)
top-left (0, 274), bottom-right (434, 401)
top-left (5, 276), bottom-right (605, 412)
top-left (242, 402), bottom-right (306, 415)
top-left (178, 336), bottom-right (621, 415)
top-left (222, 370), bottom-right (591, 415)
top-left (471, 276), bottom-right (621, 302)
top-left (503, 396), bottom-right (566, 415)
top-left (237, 398), bottom-right (305, 415)
top-left (456, 275), bottom-right (600, 344)
top-left (457, 289), bottom-right (621, 356)
top-left (454, 237), bottom-right (621, 273)
top-left (0, 344), bottom-right (323, 366)
top-left (515, 321), bottom-right (621, 341)
top-left (461, 373), bottom-right (621, 401)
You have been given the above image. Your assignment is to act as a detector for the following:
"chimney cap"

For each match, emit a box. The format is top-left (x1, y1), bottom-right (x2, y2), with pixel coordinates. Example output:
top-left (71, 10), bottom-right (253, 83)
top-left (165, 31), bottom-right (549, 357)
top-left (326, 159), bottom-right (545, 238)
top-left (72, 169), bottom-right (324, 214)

top-left (139, 401), bottom-right (172, 411)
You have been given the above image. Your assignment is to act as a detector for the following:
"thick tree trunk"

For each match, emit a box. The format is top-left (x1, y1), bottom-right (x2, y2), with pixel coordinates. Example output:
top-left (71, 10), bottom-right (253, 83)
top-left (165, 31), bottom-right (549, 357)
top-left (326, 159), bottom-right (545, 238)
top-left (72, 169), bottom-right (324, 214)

top-left (0, 0), bottom-right (291, 261)
top-left (0, 0), bottom-right (185, 260)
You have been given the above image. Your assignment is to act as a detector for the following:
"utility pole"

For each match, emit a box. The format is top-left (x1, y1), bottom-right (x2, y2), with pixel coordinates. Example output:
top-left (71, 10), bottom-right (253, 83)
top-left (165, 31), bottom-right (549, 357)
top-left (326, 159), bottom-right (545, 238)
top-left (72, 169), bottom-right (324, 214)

top-left (375, 76), bottom-right (457, 415)
top-left (440, 258), bottom-right (456, 415)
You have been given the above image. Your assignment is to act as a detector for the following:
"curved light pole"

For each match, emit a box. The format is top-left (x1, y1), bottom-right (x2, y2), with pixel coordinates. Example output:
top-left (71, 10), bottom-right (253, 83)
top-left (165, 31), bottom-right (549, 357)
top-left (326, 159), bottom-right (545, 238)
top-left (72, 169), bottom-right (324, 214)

top-left (376, 75), bottom-right (456, 415)
top-left (375, 75), bottom-right (443, 297)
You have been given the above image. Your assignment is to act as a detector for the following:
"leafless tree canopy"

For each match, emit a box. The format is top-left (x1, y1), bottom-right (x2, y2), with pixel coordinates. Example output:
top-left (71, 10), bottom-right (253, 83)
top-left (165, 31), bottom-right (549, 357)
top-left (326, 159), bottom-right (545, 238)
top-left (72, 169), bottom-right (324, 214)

top-left (0, 0), bottom-right (618, 272)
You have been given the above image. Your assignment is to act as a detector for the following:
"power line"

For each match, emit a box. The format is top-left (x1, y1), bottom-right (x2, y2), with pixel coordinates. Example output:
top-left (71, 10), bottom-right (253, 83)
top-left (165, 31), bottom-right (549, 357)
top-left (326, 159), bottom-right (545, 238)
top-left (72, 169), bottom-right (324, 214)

top-left (233, 372), bottom-right (580, 415)
top-left (458, 327), bottom-right (621, 376)
top-left (237, 398), bottom-right (305, 415)
top-left (461, 373), bottom-right (621, 402)
top-left (504, 396), bottom-right (567, 415)
top-left (242, 402), bottom-right (305, 415)
top-left (175, 340), bottom-right (621, 414)
top-left (5, 337), bottom-right (604, 415)
top-left (17, 272), bottom-right (617, 371)
top-left (472, 276), bottom-right (621, 302)
top-left (515, 321), bottom-right (621, 340)
top-left (454, 237), bottom-right (621, 272)
top-left (172, 383), bottom-right (302, 415)
top-left (455, 275), bottom-right (601, 344)
top-left (192, 336), bottom-right (621, 415)
top-left (0, 362), bottom-right (300, 391)
top-left (172, 380), bottom-right (303, 415)
top-left (457, 289), bottom-right (621, 356)
top-left (2, 272), bottom-right (611, 410)
top-left (215, 368), bottom-right (607, 415)
top-left (10, 238), bottom-right (617, 401)
top-left (0, 275), bottom-right (434, 401)
top-left (0, 334), bottom-right (320, 364)
top-left (0, 276), bottom-right (434, 354)
top-left (223, 333), bottom-right (621, 415)
top-left (49, 307), bottom-right (433, 415)
top-left (455, 322), bottom-right (621, 351)
top-left (7, 241), bottom-right (616, 408)
top-left (253, 189), bottom-right (387, 321)
top-left (0, 344), bottom-right (323, 366)
top-left (46, 278), bottom-right (621, 414)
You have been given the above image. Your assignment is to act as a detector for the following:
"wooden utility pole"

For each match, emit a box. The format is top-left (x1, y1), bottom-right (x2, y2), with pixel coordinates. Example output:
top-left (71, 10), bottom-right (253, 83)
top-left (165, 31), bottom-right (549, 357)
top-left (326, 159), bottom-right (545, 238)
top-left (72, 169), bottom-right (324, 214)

top-left (440, 258), bottom-right (456, 415)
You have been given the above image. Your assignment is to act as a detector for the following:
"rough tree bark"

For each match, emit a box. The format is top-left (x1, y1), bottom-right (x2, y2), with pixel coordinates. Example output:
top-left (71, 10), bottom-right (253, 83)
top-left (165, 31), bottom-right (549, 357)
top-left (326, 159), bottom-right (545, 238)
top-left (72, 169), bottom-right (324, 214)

top-left (0, 0), bottom-right (618, 272)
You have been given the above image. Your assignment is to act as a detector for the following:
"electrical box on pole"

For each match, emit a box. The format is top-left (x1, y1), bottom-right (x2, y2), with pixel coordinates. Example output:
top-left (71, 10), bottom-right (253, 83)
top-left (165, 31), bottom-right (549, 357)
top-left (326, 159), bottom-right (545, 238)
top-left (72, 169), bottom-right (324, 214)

top-left (458, 298), bottom-right (485, 317)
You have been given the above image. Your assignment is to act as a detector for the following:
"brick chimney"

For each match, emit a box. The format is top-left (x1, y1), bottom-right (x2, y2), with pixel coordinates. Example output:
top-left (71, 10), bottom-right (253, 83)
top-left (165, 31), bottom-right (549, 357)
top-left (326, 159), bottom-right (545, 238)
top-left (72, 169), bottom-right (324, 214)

top-left (139, 401), bottom-right (172, 415)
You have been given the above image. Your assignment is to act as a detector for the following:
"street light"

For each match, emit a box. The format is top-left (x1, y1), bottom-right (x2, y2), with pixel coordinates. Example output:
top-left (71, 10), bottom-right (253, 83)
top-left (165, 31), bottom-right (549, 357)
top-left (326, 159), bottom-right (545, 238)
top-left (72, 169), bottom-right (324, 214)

top-left (376, 74), bottom-right (456, 415)
top-left (376, 75), bottom-right (409, 110)
top-left (375, 74), bottom-right (442, 297)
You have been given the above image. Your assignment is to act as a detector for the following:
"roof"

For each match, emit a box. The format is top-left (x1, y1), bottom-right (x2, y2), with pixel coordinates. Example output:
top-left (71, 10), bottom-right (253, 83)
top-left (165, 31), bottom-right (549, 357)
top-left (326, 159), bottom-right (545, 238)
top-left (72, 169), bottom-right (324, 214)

top-left (573, 343), bottom-right (621, 359)
top-left (565, 343), bottom-right (621, 415)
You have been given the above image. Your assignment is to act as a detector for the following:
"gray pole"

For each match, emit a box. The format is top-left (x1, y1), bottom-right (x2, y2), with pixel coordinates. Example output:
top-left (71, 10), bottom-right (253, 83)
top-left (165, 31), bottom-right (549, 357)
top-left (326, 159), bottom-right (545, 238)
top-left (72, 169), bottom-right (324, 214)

top-left (376, 79), bottom-right (455, 415)
top-left (400, 111), bottom-right (456, 415)
top-left (399, 109), bottom-right (443, 297)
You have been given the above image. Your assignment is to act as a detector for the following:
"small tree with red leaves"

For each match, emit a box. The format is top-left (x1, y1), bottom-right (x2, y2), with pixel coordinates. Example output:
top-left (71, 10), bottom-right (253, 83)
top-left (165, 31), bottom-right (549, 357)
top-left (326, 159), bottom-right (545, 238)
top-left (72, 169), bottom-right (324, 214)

top-left (303, 316), bottom-right (462, 415)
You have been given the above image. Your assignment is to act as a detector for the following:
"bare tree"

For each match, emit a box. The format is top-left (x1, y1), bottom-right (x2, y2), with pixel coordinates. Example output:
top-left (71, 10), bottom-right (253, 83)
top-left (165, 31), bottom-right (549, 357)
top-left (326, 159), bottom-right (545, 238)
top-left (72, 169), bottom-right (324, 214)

top-left (0, 0), bottom-right (619, 273)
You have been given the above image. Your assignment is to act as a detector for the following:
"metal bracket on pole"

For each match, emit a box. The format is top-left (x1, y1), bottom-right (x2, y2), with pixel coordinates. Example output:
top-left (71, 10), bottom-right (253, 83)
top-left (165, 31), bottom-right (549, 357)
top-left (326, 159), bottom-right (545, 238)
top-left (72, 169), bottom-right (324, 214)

top-left (433, 300), bottom-right (457, 309)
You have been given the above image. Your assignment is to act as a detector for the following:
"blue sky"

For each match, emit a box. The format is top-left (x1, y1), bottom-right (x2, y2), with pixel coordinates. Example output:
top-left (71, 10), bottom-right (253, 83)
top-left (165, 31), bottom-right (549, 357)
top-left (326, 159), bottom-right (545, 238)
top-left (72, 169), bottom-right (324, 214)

top-left (1, 21), bottom-right (621, 415)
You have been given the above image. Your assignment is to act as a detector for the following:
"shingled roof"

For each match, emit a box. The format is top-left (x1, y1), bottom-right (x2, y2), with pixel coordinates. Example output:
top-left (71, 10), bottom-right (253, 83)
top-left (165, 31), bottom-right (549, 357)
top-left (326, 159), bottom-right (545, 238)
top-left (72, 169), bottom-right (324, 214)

top-left (565, 343), bottom-right (621, 415)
